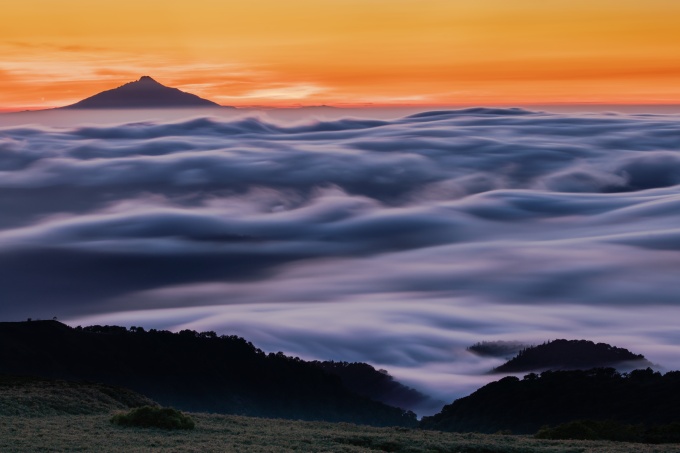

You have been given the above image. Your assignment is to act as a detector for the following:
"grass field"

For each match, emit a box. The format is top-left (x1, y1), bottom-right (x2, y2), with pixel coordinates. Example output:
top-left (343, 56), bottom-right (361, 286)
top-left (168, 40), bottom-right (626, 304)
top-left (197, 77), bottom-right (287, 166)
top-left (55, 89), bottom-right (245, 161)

top-left (1, 376), bottom-right (679, 452)
top-left (2, 413), bottom-right (680, 453)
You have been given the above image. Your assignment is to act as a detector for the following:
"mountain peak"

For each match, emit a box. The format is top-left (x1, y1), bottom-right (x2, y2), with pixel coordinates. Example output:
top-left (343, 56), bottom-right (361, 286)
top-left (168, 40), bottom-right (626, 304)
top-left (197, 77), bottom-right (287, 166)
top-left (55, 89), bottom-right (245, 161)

top-left (61, 76), bottom-right (228, 109)
top-left (136, 75), bottom-right (161, 85)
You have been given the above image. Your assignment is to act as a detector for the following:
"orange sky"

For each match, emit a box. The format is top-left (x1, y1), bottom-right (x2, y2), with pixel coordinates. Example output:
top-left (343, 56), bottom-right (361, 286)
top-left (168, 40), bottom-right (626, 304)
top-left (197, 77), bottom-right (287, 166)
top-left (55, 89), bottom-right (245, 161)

top-left (2, 0), bottom-right (680, 110)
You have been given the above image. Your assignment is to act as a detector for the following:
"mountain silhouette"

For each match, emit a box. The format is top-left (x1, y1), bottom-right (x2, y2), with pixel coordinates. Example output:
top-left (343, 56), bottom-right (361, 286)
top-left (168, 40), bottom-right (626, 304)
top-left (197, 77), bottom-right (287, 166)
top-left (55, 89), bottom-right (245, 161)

top-left (61, 76), bottom-right (226, 109)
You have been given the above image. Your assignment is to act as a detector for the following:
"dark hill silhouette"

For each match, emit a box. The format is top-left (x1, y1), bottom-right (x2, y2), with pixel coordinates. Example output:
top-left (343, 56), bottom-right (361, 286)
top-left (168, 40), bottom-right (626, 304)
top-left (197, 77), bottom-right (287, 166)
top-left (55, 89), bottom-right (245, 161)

top-left (493, 339), bottom-right (651, 373)
top-left (0, 321), bottom-right (416, 426)
top-left (61, 76), bottom-right (226, 109)
top-left (312, 361), bottom-right (445, 415)
top-left (420, 368), bottom-right (680, 434)
top-left (467, 340), bottom-right (530, 359)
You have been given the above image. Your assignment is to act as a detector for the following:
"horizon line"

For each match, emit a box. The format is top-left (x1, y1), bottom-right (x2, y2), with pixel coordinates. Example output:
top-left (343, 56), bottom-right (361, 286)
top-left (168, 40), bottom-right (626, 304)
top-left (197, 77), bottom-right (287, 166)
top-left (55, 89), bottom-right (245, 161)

top-left (4, 101), bottom-right (680, 114)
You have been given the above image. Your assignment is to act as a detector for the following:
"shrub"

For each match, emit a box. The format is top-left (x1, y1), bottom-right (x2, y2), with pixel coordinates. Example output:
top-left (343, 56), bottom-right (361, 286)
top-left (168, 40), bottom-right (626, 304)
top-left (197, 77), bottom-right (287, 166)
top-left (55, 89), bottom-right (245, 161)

top-left (645, 422), bottom-right (680, 444)
top-left (535, 420), bottom-right (599, 441)
top-left (110, 406), bottom-right (195, 430)
top-left (535, 419), bottom-right (654, 443)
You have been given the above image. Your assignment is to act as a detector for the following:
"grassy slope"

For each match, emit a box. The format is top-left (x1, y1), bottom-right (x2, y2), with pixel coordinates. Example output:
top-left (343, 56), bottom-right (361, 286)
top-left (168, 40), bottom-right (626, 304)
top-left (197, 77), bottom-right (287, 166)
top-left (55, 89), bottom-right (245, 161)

top-left (0, 375), bottom-right (155, 417)
top-left (0, 381), bottom-right (676, 452)
top-left (1, 413), bottom-right (678, 453)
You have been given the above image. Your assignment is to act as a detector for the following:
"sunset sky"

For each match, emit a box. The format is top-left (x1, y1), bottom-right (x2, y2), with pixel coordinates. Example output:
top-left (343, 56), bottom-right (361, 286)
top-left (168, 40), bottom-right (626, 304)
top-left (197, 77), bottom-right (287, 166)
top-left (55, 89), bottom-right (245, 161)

top-left (2, 0), bottom-right (680, 110)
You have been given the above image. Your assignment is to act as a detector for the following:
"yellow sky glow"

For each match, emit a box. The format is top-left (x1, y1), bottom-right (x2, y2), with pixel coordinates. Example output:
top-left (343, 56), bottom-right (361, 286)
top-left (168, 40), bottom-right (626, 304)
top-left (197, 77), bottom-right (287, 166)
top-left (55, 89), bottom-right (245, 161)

top-left (2, 0), bottom-right (680, 110)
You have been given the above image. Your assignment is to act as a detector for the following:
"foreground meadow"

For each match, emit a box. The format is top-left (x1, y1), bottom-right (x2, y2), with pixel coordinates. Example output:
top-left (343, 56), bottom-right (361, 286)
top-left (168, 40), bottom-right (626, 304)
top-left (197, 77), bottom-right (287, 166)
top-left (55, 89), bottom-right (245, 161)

top-left (1, 413), bottom-right (679, 453)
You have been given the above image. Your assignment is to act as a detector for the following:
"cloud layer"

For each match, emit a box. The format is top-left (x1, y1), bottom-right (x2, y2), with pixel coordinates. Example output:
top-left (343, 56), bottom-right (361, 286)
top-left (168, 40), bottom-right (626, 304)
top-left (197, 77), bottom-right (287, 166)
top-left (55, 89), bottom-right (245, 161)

top-left (2, 108), bottom-right (680, 412)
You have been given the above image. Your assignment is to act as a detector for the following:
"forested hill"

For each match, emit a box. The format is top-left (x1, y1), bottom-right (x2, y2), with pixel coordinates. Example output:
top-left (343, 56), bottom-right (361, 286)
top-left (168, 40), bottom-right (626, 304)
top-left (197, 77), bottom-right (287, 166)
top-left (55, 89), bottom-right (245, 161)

top-left (493, 339), bottom-right (651, 373)
top-left (421, 368), bottom-right (680, 434)
top-left (312, 361), bottom-right (445, 415)
top-left (0, 321), bottom-right (416, 427)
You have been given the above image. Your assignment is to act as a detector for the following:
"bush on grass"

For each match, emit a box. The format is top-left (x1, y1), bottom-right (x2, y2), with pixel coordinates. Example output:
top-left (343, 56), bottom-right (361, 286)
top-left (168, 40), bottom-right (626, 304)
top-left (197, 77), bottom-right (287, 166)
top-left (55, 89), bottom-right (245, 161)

top-left (535, 419), bottom-right (680, 444)
top-left (110, 405), bottom-right (195, 430)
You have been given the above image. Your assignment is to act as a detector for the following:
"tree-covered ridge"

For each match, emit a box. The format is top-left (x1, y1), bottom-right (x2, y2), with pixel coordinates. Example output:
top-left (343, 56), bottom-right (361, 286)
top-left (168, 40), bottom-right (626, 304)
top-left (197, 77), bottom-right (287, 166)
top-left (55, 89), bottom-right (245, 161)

top-left (421, 368), bottom-right (680, 434)
top-left (0, 320), bottom-right (416, 427)
top-left (466, 341), bottom-right (530, 359)
top-left (312, 361), bottom-right (443, 415)
top-left (493, 339), bottom-right (651, 373)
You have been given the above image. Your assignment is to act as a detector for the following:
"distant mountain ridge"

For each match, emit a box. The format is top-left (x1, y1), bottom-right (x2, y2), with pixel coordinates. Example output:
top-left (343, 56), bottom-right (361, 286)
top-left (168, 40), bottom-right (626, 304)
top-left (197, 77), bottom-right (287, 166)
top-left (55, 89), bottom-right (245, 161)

top-left (493, 339), bottom-right (652, 373)
top-left (61, 76), bottom-right (226, 109)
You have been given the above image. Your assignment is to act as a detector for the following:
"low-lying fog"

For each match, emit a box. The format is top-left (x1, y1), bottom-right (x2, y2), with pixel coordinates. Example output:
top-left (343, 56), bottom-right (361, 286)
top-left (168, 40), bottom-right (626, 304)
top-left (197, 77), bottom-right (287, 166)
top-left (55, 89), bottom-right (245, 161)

top-left (2, 105), bottom-right (680, 414)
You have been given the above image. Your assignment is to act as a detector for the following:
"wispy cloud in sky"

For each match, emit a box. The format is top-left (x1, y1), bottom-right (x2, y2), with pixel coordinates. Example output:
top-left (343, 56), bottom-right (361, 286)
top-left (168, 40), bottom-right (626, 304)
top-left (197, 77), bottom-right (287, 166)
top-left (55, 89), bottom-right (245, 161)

top-left (3, 1), bottom-right (680, 109)
top-left (0, 45), bottom-right (294, 109)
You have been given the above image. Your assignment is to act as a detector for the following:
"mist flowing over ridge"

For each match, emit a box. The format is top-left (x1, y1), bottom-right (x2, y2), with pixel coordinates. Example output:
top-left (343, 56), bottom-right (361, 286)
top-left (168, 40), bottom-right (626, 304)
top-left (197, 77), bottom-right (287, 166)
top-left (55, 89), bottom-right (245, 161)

top-left (1, 107), bottom-right (680, 403)
top-left (0, 320), bottom-right (418, 424)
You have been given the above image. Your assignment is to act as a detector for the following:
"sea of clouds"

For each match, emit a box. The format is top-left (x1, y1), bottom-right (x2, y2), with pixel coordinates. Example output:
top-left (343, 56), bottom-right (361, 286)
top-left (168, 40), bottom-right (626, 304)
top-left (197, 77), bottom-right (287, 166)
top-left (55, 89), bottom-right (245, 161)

top-left (2, 107), bottom-right (680, 413)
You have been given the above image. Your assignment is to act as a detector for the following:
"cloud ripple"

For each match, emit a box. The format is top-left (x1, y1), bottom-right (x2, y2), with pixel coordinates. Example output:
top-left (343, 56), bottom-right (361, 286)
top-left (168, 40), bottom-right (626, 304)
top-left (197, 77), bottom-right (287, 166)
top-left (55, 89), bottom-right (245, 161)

top-left (2, 108), bottom-right (680, 411)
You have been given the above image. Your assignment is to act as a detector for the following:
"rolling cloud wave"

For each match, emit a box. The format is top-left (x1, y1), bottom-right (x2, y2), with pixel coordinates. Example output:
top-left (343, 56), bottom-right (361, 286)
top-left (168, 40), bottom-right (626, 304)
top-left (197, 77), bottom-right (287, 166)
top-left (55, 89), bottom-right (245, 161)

top-left (2, 108), bottom-right (680, 411)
